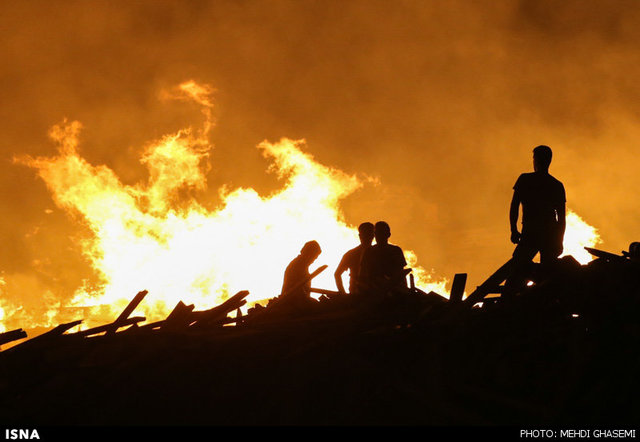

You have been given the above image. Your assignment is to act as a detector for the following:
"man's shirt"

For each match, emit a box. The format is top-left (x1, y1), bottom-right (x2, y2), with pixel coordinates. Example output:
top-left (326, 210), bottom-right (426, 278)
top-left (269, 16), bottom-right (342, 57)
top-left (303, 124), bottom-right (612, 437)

top-left (360, 243), bottom-right (407, 287)
top-left (337, 244), bottom-right (369, 293)
top-left (513, 172), bottom-right (566, 235)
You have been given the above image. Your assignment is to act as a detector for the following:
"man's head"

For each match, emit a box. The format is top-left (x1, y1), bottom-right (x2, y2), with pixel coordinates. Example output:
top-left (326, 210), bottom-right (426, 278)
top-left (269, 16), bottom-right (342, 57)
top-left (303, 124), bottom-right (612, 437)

top-left (533, 145), bottom-right (553, 172)
top-left (358, 222), bottom-right (375, 245)
top-left (300, 240), bottom-right (322, 264)
top-left (374, 221), bottom-right (391, 244)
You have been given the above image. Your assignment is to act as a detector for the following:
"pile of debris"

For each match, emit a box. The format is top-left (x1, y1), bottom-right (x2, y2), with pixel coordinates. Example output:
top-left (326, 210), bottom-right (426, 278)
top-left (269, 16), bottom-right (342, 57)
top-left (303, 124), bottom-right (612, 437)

top-left (1, 245), bottom-right (639, 426)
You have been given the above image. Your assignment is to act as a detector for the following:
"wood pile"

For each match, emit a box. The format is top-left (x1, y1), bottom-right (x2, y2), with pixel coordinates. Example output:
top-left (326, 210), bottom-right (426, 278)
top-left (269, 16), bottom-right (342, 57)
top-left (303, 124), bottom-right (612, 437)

top-left (0, 246), bottom-right (639, 426)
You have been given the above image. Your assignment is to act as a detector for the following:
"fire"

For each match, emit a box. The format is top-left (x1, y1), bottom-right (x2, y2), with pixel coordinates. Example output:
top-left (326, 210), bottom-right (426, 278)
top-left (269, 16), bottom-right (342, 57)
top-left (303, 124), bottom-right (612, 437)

top-left (405, 251), bottom-right (449, 295)
top-left (0, 277), bottom-right (7, 333)
top-left (562, 209), bottom-right (601, 264)
top-left (1, 82), bottom-right (602, 332)
top-left (13, 81), bottom-right (446, 328)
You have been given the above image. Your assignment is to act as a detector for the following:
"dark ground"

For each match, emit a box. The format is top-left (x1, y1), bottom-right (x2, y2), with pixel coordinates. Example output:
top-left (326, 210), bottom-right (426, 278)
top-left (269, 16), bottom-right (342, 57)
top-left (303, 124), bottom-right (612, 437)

top-left (1, 256), bottom-right (639, 428)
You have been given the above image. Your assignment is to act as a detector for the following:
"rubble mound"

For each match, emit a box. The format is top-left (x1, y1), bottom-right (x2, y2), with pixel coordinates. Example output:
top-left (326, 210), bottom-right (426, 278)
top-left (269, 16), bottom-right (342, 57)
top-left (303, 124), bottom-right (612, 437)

top-left (1, 252), bottom-right (639, 426)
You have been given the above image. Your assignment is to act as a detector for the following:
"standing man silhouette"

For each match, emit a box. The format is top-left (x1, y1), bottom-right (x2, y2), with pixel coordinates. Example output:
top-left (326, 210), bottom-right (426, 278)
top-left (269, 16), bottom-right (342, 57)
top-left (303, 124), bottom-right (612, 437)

top-left (334, 222), bottom-right (374, 295)
top-left (506, 145), bottom-right (566, 293)
top-left (360, 221), bottom-right (408, 294)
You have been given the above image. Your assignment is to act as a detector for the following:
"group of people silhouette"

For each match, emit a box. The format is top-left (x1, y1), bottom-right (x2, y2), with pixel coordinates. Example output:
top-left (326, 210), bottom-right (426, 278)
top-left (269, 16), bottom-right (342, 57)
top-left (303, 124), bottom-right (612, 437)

top-left (279, 145), bottom-right (566, 307)
top-left (279, 220), bottom-right (409, 309)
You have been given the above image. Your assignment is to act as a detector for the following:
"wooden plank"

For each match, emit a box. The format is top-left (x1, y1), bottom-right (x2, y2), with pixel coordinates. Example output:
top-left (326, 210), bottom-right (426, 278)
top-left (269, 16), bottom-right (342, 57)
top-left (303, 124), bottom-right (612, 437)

top-left (464, 259), bottom-right (514, 306)
top-left (137, 320), bottom-right (165, 331)
top-left (0, 328), bottom-right (28, 346)
top-left (210, 290), bottom-right (250, 313)
top-left (7, 320), bottom-right (84, 350)
top-left (74, 316), bottom-right (146, 337)
top-left (161, 301), bottom-right (196, 331)
top-left (425, 291), bottom-right (449, 302)
top-left (106, 290), bottom-right (148, 336)
top-left (145, 314), bottom-right (244, 332)
top-left (449, 273), bottom-right (467, 304)
top-left (150, 291), bottom-right (252, 332)
top-left (33, 320), bottom-right (83, 339)
top-left (584, 247), bottom-right (626, 262)
top-left (143, 293), bottom-right (252, 332)
top-left (191, 290), bottom-right (250, 327)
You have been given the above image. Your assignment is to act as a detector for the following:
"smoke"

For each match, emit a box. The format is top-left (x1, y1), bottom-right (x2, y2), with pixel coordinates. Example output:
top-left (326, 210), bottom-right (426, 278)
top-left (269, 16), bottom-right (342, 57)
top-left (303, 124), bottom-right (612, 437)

top-left (1, 1), bottom-right (639, 329)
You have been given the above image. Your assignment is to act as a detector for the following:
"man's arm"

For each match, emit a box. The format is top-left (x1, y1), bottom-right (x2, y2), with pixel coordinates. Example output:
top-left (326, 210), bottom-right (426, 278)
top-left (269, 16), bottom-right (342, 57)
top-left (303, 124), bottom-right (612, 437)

top-left (555, 182), bottom-right (567, 254)
top-left (334, 255), bottom-right (348, 294)
top-left (510, 191), bottom-right (521, 244)
top-left (557, 201), bottom-right (566, 250)
top-left (393, 247), bottom-right (409, 288)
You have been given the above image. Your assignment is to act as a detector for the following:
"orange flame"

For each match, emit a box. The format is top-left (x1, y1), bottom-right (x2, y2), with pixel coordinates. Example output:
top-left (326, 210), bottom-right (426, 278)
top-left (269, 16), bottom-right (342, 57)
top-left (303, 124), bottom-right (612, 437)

top-left (14, 81), bottom-right (446, 327)
top-left (0, 285), bottom-right (5, 333)
top-left (4, 82), bottom-right (602, 331)
top-left (562, 209), bottom-right (602, 264)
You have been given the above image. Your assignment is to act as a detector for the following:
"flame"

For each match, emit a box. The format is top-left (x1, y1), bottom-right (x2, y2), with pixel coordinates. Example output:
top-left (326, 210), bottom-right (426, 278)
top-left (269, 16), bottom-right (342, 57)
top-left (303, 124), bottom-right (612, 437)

top-left (405, 250), bottom-right (449, 295)
top-left (562, 209), bottom-right (601, 264)
top-left (0, 277), bottom-right (6, 333)
top-left (0, 308), bottom-right (5, 334)
top-left (13, 81), bottom-right (445, 328)
top-left (3, 82), bottom-right (602, 331)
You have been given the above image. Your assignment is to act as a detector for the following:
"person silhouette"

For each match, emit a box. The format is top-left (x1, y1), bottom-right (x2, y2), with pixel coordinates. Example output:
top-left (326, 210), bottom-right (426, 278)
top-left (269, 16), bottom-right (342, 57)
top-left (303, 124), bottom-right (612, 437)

top-left (334, 222), bottom-right (375, 295)
top-left (506, 145), bottom-right (566, 294)
top-left (280, 240), bottom-right (322, 308)
top-left (360, 221), bottom-right (408, 294)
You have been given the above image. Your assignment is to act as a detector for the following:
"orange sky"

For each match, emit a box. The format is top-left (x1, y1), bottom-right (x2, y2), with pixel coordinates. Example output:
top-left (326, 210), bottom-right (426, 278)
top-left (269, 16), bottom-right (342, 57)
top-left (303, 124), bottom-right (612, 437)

top-left (0, 0), bottom-right (639, 330)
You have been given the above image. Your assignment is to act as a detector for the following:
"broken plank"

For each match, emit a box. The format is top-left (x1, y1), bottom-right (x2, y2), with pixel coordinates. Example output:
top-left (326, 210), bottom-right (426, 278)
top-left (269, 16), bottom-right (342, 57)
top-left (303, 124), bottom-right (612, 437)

top-left (584, 247), bottom-right (627, 262)
top-left (142, 314), bottom-right (245, 333)
top-left (191, 291), bottom-right (250, 327)
top-left (32, 320), bottom-right (83, 340)
top-left (106, 290), bottom-right (148, 336)
top-left (5, 320), bottom-right (85, 351)
top-left (211, 290), bottom-right (250, 312)
top-left (0, 328), bottom-right (28, 347)
top-left (138, 320), bottom-right (165, 331)
top-left (161, 301), bottom-right (196, 331)
top-left (74, 316), bottom-right (146, 337)
top-left (195, 290), bottom-right (250, 319)
top-left (449, 273), bottom-right (467, 304)
top-left (464, 259), bottom-right (514, 306)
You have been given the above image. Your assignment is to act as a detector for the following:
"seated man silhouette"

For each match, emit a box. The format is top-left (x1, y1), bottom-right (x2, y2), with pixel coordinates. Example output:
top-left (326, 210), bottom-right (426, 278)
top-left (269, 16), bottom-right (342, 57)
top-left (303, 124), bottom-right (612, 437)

top-left (505, 145), bottom-right (566, 294)
top-left (360, 221), bottom-right (408, 294)
top-left (334, 222), bottom-right (375, 295)
top-left (279, 240), bottom-right (322, 309)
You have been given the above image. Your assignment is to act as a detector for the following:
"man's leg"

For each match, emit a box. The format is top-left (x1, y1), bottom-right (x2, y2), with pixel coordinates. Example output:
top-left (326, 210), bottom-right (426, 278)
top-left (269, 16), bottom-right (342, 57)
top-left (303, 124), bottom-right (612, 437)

top-left (539, 240), bottom-right (562, 279)
top-left (504, 240), bottom-right (538, 297)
